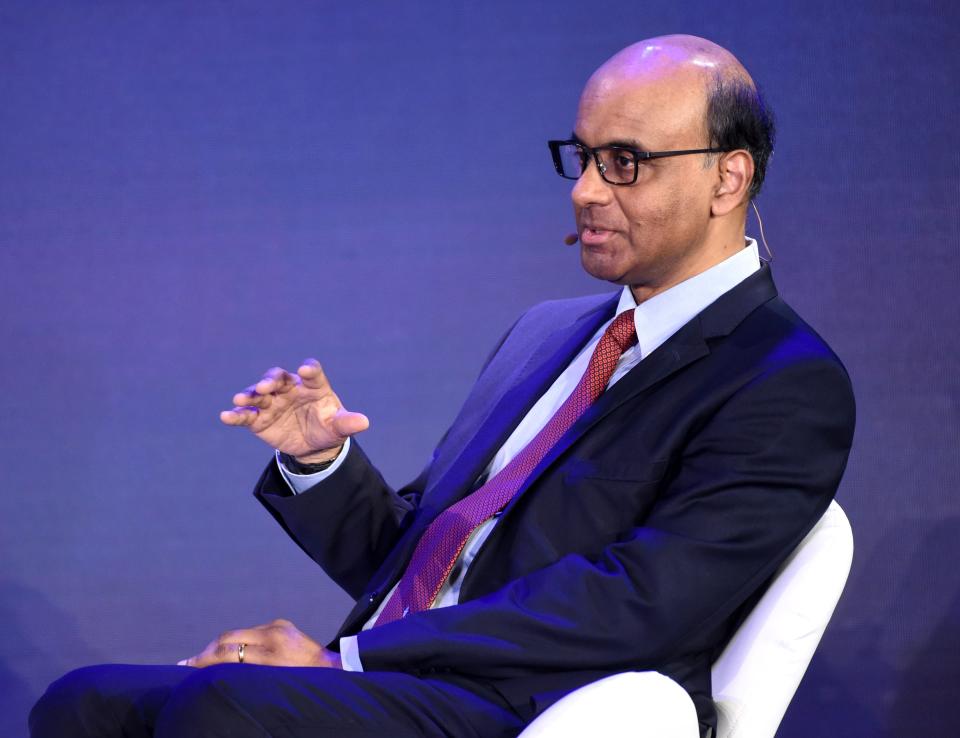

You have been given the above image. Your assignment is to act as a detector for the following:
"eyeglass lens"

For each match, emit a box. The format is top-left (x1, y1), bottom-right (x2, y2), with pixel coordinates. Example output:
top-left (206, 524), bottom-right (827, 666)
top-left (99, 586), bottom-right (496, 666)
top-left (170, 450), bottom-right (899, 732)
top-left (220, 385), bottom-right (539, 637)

top-left (558, 144), bottom-right (636, 184)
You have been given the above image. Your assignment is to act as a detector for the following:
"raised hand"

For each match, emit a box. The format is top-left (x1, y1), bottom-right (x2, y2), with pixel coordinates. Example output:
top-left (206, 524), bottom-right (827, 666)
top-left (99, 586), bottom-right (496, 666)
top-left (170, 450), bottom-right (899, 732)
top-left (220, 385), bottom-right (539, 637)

top-left (220, 359), bottom-right (369, 463)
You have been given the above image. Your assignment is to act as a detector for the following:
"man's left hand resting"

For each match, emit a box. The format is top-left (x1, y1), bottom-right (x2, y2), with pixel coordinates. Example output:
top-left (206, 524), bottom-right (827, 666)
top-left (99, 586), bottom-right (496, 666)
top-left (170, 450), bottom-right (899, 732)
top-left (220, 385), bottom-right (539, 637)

top-left (179, 618), bottom-right (342, 669)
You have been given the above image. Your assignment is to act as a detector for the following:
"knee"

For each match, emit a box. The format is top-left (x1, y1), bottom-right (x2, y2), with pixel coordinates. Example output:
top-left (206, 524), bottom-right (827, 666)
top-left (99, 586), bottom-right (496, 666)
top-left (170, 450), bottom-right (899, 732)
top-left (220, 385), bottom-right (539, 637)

top-left (155, 664), bottom-right (267, 738)
top-left (30, 665), bottom-right (120, 738)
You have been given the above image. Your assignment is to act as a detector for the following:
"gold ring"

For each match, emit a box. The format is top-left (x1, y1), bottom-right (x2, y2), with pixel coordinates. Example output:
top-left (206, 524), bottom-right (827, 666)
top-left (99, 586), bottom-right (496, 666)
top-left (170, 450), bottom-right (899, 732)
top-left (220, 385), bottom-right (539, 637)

top-left (237, 642), bottom-right (246, 664)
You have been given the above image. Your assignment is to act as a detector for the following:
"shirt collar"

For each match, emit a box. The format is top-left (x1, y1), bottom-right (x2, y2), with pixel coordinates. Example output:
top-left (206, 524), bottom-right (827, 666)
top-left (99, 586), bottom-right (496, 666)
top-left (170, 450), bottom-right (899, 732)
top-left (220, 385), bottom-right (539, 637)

top-left (614, 238), bottom-right (761, 358)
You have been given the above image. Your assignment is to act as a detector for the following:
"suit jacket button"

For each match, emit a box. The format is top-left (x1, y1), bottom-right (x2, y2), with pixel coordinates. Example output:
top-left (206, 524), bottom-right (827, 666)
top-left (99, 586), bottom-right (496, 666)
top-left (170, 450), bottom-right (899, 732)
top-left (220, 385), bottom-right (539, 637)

top-left (368, 591), bottom-right (378, 603)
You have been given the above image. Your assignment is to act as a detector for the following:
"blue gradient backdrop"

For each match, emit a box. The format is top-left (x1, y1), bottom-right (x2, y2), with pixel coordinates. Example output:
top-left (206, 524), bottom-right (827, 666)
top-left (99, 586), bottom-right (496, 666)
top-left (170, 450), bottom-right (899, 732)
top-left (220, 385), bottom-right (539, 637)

top-left (2, 2), bottom-right (958, 736)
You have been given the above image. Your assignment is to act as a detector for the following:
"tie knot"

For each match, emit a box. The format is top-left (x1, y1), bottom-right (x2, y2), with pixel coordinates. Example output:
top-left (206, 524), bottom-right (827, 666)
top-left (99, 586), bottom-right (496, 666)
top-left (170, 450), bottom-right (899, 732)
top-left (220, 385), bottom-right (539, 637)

top-left (606, 309), bottom-right (638, 352)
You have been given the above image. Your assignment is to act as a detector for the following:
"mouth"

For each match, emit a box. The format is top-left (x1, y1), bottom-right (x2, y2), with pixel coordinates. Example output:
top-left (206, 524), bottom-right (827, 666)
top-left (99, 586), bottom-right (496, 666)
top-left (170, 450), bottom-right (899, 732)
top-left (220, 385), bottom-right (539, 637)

top-left (579, 226), bottom-right (616, 246)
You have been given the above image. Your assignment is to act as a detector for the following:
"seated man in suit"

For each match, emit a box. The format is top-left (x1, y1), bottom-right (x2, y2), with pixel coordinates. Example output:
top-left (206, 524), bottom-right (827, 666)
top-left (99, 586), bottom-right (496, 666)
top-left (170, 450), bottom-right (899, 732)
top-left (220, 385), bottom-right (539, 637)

top-left (31, 34), bottom-right (855, 738)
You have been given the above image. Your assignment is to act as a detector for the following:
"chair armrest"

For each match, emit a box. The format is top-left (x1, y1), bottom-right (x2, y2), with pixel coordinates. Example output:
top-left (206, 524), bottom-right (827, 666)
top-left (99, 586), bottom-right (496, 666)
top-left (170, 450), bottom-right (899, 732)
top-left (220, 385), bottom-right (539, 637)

top-left (518, 671), bottom-right (699, 738)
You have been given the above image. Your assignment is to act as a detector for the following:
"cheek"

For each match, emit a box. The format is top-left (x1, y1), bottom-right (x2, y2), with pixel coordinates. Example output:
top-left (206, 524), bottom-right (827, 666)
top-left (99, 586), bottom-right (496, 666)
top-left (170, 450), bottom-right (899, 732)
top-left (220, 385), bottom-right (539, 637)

top-left (619, 193), bottom-right (672, 242)
top-left (623, 181), bottom-right (704, 239)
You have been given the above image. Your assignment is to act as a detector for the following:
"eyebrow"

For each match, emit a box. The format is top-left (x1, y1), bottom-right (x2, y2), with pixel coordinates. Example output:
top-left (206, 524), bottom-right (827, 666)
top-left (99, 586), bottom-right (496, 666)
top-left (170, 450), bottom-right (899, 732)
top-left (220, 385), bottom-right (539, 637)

top-left (570, 131), bottom-right (650, 151)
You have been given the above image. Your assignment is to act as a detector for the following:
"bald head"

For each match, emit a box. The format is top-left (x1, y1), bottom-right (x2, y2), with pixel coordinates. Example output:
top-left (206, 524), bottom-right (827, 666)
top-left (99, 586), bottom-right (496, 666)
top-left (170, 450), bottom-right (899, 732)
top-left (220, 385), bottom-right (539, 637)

top-left (590, 35), bottom-right (754, 90)
top-left (580, 35), bottom-right (773, 198)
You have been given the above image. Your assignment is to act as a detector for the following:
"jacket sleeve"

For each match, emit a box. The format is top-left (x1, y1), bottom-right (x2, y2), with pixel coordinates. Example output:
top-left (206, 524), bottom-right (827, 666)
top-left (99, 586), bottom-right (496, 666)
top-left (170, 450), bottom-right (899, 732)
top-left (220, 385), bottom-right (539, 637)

top-left (254, 441), bottom-right (428, 599)
top-left (352, 357), bottom-right (856, 678)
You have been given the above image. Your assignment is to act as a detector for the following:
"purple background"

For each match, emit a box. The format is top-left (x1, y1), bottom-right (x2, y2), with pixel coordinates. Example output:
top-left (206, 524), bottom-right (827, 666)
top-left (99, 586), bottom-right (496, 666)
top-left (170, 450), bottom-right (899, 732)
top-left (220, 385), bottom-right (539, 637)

top-left (2, 2), bottom-right (958, 736)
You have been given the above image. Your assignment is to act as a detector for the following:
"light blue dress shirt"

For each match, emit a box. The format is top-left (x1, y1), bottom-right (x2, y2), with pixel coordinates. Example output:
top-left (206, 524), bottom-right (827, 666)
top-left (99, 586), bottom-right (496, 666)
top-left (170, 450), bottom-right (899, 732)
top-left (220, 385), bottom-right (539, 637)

top-left (277, 240), bottom-right (761, 671)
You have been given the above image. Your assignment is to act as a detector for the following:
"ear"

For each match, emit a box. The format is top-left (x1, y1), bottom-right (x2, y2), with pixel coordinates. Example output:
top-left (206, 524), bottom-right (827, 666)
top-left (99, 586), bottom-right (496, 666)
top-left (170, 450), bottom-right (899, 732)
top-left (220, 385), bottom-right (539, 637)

top-left (711, 150), bottom-right (754, 216)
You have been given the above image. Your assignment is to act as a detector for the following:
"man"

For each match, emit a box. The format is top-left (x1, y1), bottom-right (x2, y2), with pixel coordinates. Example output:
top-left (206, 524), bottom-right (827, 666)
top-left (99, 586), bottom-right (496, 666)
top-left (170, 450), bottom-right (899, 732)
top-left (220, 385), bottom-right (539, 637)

top-left (31, 35), bottom-right (855, 738)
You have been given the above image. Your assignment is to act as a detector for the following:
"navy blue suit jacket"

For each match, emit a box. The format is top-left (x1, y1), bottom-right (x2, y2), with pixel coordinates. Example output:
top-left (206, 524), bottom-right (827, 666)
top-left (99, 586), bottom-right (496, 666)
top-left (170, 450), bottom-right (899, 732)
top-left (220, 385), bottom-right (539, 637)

top-left (254, 264), bottom-right (856, 735)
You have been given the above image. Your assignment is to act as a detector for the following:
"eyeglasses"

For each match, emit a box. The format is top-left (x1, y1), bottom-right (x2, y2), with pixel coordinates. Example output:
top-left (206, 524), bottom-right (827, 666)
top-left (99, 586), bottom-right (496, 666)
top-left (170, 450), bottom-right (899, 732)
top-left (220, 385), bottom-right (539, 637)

top-left (547, 139), bottom-right (729, 186)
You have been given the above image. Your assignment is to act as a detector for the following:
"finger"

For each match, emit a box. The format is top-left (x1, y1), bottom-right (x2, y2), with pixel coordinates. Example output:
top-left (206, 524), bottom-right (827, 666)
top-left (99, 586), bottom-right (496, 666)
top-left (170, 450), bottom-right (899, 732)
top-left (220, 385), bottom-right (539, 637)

top-left (220, 407), bottom-right (259, 426)
top-left (183, 641), bottom-right (237, 668)
top-left (178, 636), bottom-right (221, 668)
top-left (297, 359), bottom-right (331, 391)
top-left (184, 640), bottom-right (329, 669)
top-left (232, 385), bottom-right (272, 409)
top-left (180, 624), bottom-right (271, 668)
top-left (185, 637), bottom-right (258, 668)
top-left (255, 368), bottom-right (299, 396)
top-left (219, 643), bottom-right (279, 667)
top-left (330, 409), bottom-right (370, 438)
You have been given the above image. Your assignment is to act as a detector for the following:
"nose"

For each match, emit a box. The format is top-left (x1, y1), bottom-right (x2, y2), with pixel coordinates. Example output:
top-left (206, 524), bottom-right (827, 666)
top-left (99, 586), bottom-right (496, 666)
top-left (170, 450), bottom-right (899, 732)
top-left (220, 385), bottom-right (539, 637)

top-left (571, 156), bottom-right (613, 209)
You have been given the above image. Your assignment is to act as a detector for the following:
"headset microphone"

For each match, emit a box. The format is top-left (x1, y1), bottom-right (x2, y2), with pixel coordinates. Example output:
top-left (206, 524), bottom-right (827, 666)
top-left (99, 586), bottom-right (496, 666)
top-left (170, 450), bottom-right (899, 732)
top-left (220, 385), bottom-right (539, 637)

top-left (563, 233), bottom-right (579, 245)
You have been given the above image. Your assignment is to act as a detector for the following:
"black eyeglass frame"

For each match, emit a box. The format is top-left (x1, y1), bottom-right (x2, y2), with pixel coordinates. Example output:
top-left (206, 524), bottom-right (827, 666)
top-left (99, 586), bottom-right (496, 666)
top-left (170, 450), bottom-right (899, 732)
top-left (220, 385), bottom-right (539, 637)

top-left (547, 139), bottom-right (730, 186)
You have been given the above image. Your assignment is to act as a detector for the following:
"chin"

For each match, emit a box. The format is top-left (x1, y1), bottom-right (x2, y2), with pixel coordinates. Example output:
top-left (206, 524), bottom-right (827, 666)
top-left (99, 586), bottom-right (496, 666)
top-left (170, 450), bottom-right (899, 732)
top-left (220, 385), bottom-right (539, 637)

top-left (580, 248), bottom-right (632, 285)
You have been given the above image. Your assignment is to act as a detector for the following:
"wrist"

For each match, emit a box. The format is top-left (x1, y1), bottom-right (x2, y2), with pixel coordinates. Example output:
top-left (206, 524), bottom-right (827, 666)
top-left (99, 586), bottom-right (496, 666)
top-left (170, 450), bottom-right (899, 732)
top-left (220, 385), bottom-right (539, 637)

top-left (296, 445), bottom-right (343, 464)
top-left (279, 445), bottom-right (344, 473)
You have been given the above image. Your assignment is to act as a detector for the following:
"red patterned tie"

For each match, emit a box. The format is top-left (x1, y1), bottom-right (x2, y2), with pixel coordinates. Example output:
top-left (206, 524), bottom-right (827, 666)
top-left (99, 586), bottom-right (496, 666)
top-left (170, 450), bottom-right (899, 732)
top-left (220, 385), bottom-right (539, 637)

top-left (374, 309), bottom-right (638, 626)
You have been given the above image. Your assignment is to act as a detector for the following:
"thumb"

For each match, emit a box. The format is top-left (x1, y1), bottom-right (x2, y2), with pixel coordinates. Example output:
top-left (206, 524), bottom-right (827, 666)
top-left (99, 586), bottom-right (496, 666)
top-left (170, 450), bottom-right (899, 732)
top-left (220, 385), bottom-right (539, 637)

top-left (331, 408), bottom-right (370, 438)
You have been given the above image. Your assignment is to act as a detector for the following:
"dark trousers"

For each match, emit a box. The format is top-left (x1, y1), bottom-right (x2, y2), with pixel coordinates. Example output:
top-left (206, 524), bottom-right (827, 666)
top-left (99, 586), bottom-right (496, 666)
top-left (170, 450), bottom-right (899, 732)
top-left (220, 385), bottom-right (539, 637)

top-left (29, 663), bottom-right (526, 737)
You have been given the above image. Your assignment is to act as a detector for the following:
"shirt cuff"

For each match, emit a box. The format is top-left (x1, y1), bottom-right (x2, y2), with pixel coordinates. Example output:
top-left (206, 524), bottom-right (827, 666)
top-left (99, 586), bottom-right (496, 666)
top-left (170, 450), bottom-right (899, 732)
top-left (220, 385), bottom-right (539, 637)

top-left (339, 635), bottom-right (363, 672)
top-left (275, 437), bottom-right (351, 495)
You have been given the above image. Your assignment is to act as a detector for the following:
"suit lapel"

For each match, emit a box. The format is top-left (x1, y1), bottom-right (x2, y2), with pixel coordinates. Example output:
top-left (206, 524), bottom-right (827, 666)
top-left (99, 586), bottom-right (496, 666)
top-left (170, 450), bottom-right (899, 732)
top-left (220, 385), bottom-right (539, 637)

top-left (422, 294), bottom-right (619, 514)
top-left (497, 263), bottom-right (780, 516)
top-left (494, 319), bottom-right (708, 517)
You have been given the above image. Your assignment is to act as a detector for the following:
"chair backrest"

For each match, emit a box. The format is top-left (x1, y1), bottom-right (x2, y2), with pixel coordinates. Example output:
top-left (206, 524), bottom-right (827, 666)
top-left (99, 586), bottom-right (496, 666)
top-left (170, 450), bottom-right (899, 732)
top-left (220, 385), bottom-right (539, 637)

top-left (711, 500), bottom-right (854, 738)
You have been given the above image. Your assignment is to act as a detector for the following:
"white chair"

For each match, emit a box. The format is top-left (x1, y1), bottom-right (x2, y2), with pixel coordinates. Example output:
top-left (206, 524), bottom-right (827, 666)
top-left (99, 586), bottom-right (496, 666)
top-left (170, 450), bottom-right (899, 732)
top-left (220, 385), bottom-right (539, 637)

top-left (519, 501), bottom-right (854, 738)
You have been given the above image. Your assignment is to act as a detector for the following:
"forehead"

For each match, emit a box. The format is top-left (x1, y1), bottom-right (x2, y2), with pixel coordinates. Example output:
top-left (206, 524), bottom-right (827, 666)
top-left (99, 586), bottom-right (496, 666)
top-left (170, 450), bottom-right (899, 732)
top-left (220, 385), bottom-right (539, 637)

top-left (574, 69), bottom-right (708, 148)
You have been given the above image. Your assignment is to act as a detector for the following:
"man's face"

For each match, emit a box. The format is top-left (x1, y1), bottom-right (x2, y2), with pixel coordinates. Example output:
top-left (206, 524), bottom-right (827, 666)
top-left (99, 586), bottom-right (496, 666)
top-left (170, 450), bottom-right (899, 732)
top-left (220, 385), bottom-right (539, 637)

top-left (571, 68), bottom-right (720, 295)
